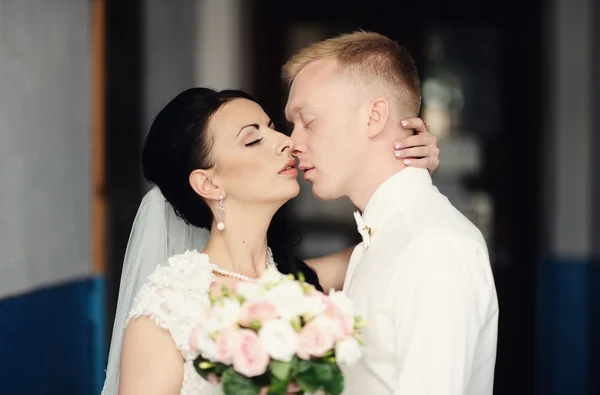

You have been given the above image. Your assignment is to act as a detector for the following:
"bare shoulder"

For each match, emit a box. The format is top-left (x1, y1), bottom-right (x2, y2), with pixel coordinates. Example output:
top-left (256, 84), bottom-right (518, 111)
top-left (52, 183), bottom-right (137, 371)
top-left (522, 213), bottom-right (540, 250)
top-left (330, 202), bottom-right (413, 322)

top-left (119, 316), bottom-right (184, 395)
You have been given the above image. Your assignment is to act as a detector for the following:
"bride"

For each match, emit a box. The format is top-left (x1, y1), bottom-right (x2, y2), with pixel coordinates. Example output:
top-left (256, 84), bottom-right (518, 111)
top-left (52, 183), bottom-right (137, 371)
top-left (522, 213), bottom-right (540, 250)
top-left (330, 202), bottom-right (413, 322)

top-left (101, 88), bottom-right (439, 394)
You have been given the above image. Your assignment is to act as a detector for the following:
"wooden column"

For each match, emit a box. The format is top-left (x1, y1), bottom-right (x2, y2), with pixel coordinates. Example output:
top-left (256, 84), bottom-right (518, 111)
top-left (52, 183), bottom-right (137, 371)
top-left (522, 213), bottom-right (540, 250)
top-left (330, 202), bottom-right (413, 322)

top-left (92, 0), bottom-right (106, 275)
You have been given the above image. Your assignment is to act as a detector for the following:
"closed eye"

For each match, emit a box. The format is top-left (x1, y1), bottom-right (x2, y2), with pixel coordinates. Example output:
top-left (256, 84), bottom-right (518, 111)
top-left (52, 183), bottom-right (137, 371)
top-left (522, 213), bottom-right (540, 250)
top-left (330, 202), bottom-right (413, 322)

top-left (245, 137), bottom-right (263, 147)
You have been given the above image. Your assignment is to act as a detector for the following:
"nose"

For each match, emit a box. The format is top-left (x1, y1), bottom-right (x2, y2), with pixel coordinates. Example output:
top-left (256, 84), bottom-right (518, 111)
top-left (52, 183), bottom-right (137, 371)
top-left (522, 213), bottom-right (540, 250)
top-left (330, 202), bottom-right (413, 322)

top-left (278, 135), bottom-right (295, 155)
top-left (289, 127), bottom-right (306, 156)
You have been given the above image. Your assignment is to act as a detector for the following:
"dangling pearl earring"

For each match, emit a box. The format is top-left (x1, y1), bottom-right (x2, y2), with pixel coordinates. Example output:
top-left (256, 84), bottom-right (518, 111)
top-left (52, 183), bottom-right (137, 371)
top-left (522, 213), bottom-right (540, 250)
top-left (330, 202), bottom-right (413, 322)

top-left (216, 194), bottom-right (225, 230)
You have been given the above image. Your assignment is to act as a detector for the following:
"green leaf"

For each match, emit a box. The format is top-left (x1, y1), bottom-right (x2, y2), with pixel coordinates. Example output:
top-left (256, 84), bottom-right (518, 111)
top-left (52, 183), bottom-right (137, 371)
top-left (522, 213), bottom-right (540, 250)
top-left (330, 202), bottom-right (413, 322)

top-left (297, 359), bottom-right (312, 373)
top-left (267, 376), bottom-right (290, 395)
top-left (213, 363), bottom-right (228, 376)
top-left (323, 364), bottom-right (344, 395)
top-left (269, 360), bottom-right (292, 381)
top-left (290, 356), bottom-right (300, 375)
top-left (295, 359), bottom-right (344, 394)
top-left (312, 361), bottom-right (334, 382)
top-left (296, 360), bottom-right (324, 393)
top-left (253, 372), bottom-right (271, 388)
top-left (221, 368), bottom-right (261, 395)
top-left (295, 375), bottom-right (320, 394)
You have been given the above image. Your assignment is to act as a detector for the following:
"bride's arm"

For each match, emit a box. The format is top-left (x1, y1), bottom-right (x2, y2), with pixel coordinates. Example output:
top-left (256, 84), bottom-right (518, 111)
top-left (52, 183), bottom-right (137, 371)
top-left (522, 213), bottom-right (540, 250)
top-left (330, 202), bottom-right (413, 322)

top-left (305, 118), bottom-right (439, 293)
top-left (306, 246), bottom-right (355, 292)
top-left (119, 316), bottom-right (183, 395)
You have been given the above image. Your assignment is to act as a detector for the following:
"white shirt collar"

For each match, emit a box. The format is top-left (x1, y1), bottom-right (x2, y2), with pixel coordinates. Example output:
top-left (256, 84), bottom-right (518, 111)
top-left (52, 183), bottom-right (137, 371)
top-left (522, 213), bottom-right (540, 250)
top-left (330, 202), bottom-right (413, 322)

top-left (354, 168), bottom-right (433, 246)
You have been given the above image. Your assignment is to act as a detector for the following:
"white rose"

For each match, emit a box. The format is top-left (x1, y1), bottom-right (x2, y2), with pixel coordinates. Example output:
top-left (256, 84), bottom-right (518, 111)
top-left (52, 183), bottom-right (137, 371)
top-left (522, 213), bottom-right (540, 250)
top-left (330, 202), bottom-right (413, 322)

top-left (236, 282), bottom-right (265, 301)
top-left (265, 281), bottom-right (305, 319)
top-left (194, 329), bottom-right (218, 362)
top-left (258, 319), bottom-right (299, 362)
top-left (202, 313), bottom-right (221, 334)
top-left (219, 298), bottom-right (242, 327)
top-left (328, 290), bottom-right (355, 316)
top-left (301, 295), bottom-right (327, 318)
top-left (206, 299), bottom-right (241, 333)
top-left (335, 338), bottom-right (362, 365)
top-left (258, 267), bottom-right (283, 285)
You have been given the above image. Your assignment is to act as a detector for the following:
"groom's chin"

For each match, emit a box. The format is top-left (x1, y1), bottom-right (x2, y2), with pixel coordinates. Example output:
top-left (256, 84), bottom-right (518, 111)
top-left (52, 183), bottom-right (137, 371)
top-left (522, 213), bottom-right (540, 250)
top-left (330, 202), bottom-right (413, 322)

top-left (311, 185), bottom-right (325, 201)
top-left (311, 185), bottom-right (331, 201)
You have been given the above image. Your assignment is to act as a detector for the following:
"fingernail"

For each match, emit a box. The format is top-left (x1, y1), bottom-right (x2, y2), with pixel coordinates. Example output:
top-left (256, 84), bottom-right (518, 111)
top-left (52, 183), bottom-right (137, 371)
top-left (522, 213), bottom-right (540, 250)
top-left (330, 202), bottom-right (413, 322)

top-left (404, 159), bottom-right (413, 166)
top-left (395, 150), bottom-right (404, 157)
top-left (401, 120), bottom-right (408, 127)
top-left (394, 142), bottom-right (402, 149)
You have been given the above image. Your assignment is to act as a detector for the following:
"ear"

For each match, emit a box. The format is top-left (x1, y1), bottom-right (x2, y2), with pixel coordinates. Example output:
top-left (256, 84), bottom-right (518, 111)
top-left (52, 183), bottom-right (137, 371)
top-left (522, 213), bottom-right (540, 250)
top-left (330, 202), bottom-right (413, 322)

top-left (366, 98), bottom-right (389, 138)
top-left (189, 169), bottom-right (224, 201)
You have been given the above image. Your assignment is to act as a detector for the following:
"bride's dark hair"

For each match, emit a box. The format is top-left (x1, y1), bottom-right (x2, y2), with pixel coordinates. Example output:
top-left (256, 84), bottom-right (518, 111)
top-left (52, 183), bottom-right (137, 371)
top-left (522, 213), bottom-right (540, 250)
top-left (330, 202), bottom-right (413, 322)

top-left (142, 87), bottom-right (322, 290)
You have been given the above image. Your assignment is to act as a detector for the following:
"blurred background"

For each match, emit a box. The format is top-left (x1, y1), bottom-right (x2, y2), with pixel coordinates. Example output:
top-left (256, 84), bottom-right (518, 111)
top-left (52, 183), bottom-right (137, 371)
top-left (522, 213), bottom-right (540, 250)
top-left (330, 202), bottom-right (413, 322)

top-left (0, 0), bottom-right (597, 394)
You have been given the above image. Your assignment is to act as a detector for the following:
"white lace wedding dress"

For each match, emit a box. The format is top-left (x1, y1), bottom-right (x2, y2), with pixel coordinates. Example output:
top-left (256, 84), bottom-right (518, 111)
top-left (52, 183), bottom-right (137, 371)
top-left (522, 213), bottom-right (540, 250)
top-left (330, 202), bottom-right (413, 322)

top-left (124, 250), bottom-right (222, 395)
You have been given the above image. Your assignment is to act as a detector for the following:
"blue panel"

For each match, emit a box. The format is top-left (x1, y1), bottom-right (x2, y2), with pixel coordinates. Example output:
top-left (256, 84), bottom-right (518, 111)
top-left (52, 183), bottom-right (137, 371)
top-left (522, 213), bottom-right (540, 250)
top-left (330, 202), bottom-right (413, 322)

top-left (0, 276), bottom-right (106, 395)
top-left (590, 263), bottom-right (600, 395)
top-left (537, 259), bottom-right (597, 395)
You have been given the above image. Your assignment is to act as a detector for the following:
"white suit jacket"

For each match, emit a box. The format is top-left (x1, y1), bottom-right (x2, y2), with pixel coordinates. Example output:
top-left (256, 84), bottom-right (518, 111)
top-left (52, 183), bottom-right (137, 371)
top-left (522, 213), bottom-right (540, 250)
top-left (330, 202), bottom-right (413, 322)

top-left (342, 168), bottom-right (498, 395)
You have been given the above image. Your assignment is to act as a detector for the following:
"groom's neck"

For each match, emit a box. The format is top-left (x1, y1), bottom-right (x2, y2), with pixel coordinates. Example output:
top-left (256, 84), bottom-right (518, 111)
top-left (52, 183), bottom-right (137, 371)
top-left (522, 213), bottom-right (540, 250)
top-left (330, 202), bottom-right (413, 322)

top-left (348, 157), bottom-right (407, 212)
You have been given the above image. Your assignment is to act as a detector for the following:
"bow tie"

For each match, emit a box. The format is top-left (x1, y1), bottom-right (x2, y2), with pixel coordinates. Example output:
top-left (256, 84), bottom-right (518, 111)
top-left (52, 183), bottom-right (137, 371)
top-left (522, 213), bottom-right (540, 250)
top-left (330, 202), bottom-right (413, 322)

top-left (353, 211), bottom-right (372, 248)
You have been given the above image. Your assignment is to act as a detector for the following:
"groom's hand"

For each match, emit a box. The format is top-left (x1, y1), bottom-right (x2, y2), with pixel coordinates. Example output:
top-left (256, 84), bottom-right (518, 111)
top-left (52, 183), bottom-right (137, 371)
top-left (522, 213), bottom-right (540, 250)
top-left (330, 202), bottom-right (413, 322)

top-left (394, 117), bottom-right (440, 174)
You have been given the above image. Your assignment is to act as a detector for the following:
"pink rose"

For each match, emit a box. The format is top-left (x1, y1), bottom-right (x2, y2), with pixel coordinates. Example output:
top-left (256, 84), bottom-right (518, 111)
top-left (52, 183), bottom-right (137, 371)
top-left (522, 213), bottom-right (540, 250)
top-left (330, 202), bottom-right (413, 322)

top-left (297, 317), bottom-right (335, 360)
top-left (310, 292), bottom-right (354, 340)
top-left (239, 299), bottom-right (279, 327)
top-left (333, 313), bottom-right (355, 340)
top-left (232, 329), bottom-right (270, 377)
top-left (310, 290), bottom-right (339, 317)
top-left (215, 328), bottom-right (241, 365)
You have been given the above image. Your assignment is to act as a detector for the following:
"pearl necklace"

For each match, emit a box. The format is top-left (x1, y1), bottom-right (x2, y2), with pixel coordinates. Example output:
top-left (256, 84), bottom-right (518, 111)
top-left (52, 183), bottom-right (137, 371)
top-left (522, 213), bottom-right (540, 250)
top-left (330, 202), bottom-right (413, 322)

top-left (211, 248), bottom-right (277, 283)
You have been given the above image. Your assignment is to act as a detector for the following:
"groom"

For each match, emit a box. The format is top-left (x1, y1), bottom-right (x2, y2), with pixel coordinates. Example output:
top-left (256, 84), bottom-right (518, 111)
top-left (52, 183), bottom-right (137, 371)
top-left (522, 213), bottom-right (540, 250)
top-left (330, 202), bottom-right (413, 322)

top-left (284, 31), bottom-right (498, 394)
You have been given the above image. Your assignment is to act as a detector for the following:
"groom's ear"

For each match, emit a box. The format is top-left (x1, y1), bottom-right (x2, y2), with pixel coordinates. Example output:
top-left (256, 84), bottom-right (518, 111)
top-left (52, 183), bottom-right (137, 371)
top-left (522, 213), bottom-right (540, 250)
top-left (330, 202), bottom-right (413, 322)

top-left (366, 97), bottom-right (389, 138)
top-left (189, 169), bottom-right (223, 201)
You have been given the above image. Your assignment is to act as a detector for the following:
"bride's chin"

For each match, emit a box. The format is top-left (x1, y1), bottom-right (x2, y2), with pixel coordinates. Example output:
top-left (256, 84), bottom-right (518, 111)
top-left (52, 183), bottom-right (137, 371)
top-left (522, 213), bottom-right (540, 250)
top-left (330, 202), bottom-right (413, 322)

top-left (277, 185), bottom-right (300, 204)
top-left (288, 184), bottom-right (301, 199)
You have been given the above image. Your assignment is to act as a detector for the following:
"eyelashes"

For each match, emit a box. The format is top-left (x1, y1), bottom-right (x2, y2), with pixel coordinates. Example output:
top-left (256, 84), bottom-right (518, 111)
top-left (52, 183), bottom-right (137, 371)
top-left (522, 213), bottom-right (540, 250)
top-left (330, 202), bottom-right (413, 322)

top-left (245, 137), bottom-right (263, 147)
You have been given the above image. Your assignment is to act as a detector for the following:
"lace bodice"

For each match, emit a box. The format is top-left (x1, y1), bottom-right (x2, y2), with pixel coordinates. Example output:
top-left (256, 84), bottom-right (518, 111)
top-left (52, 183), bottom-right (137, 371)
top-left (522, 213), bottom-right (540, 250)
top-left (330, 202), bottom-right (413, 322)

top-left (127, 250), bottom-right (222, 395)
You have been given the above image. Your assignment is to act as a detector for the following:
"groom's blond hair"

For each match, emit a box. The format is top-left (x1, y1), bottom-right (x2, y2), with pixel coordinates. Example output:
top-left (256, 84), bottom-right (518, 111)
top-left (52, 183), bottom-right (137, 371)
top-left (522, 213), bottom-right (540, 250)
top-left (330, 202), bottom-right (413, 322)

top-left (282, 31), bottom-right (421, 116)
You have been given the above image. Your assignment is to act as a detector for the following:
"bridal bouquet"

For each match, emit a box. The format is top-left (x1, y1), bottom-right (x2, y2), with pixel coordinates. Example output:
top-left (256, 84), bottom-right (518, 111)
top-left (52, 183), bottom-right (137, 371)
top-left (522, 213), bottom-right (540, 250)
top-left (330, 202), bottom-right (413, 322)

top-left (189, 268), bottom-right (366, 395)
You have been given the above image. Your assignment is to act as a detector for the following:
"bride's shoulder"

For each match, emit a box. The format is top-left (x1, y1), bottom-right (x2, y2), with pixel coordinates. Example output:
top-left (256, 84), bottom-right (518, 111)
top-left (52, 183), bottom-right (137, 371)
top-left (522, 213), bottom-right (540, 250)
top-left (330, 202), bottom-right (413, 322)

top-left (147, 250), bottom-right (215, 288)
top-left (128, 250), bottom-right (214, 326)
top-left (127, 250), bottom-right (214, 351)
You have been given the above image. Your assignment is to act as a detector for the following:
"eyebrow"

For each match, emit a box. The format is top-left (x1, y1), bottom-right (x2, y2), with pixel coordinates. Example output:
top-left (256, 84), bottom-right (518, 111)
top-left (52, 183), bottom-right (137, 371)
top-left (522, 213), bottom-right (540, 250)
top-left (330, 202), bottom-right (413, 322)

top-left (237, 120), bottom-right (274, 136)
top-left (284, 106), bottom-right (300, 121)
